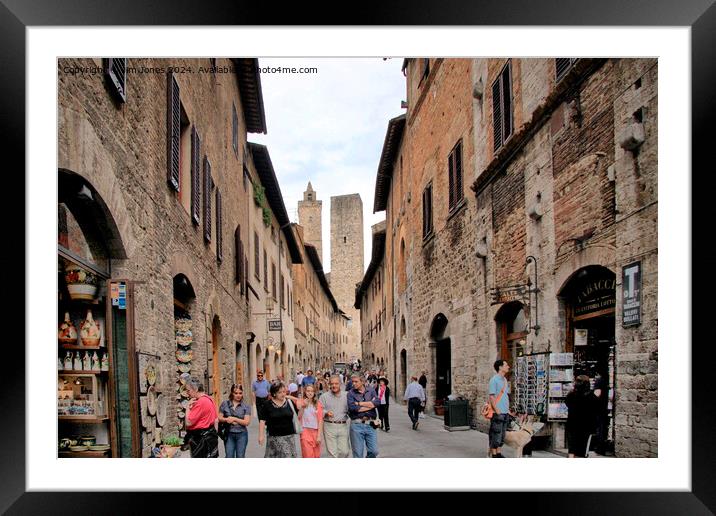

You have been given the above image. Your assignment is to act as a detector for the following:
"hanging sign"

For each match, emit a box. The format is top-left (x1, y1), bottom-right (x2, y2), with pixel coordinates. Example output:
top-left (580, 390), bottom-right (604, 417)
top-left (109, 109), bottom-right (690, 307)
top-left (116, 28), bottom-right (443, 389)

top-left (490, 284), bottom-right (528, 305)
top-left (622, 261), bottom-right (641, 327)
top-left (268, 319), bottom-right (282, 331)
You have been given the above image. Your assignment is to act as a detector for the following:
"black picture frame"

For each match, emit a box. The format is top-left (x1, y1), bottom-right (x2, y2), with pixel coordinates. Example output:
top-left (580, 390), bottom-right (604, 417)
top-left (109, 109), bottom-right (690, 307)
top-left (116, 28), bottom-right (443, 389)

top-left (5, 0), bottom-right (713, 512)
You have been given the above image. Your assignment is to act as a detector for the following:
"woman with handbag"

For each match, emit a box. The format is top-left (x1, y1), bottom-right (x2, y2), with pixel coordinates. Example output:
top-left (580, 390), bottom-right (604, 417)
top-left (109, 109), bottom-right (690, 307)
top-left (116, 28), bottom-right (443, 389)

top-left (565, 375), bottom-right (600, 458)
top-left (258, 381), bottom-right (299, 458)
top-left (182, 374), bottom-right (219, 458)
top-left (218, 384), bottom-right (251, 458)
top-left (376, 377), bottom-right (390, 432)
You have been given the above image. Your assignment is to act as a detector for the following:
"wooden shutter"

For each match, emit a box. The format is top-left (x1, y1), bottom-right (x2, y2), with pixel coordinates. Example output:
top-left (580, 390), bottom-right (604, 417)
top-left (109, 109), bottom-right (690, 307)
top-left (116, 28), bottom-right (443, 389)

top-left (203, 157), bottom-right (212, 243)
top-left (232, 103), bottom-right (238, 156)
top-left (555, 58), bottom-right (572, 81)
top-left (190, 127), bottom-right (201, 225)
top-left (244, 256), bottom-right (249, 299)
top-left (254, 232), bottom-right (260, 279)
top-left (492, 79), bottom-right (503, 151)
top-left (455, 140), bottom-right (463, 205)
top-left (422, 184), bottom-right (433, 238)
top-left (216, 189), bottom-right (223, 262)
top-left (264, 250), bottom-right (268, 291)
top-left (167, 72), bottom-right (181, 191)
top-left (272, 263), bottom-right (277, 300)
top-left (501, 64), bottom-right (513, 141)
top-left (448, 148), bottom-right (455, 210)
top-left (104, 58), bottom-right (127, 102)
top-left (235, 225), bottom-right (242, 285)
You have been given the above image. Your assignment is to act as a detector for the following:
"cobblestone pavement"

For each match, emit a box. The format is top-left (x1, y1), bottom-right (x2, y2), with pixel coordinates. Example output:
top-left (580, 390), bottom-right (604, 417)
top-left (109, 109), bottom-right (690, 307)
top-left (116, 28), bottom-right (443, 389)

top-left (181, 403), bottom-right (562, 458)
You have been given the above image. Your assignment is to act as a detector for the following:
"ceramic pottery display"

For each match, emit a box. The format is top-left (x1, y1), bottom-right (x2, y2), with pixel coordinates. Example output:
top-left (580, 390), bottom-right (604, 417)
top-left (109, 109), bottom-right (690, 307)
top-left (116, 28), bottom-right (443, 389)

top-left (82, 352), bottom-right (91, 370)
top-left (58, 312), bottom-right (78, 345)
top-left (80, 435), bottom-right (96, 447)
top-left (80, 309), bottom-right (101, 346)
top-left (174, 318), bottom-right (193, 348)
top-left (72, 352), bottom-right (82, 371)
top-left (100, 353), bottom-right (109, 371)
top-left (145, 365), bottom-right (157, 386)
top-left (147, 386), bottom-right (158, 416)
top-left (175, 349), bottom-right (193, 363)
top-left (156, 394), bottom-right (167, 427)
top-left (64, 351), bottom-right (73, 370)
top-left (58, 357), bottom-right (64, 370)
top-left (91, 351), bottom-right (100, 371)
top-left (64, 263), bottom-right (98, 301)
top-left (177, 362), bottom-right (191, 373)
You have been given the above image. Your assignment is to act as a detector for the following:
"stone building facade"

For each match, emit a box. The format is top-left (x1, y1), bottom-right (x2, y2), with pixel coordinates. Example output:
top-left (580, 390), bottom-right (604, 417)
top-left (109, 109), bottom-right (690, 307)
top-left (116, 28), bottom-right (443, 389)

top-left (58, 57), bottom-right (266, 456)
top-left (329, 193), bottom-right (364, 361)
top-left (297, 182), bottom-right (323, 264)
top-left (368, 58), bottom-right (657, 457)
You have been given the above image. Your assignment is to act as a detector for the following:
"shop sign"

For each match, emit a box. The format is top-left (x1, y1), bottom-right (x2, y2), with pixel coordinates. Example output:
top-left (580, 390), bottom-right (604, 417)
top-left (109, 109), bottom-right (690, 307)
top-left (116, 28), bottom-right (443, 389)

top-left (574, 278), bottom-right (615, 316)
top-left (268, 319), bottom-right (282, 331)
top-left (490, 284), bottom-right (528, 305)
top-left (622, 261), bottom-right (641, 327)
top-left (574, 328), bottom-right (588, 346)
top-left (117, 282), bottom-right (127, 310)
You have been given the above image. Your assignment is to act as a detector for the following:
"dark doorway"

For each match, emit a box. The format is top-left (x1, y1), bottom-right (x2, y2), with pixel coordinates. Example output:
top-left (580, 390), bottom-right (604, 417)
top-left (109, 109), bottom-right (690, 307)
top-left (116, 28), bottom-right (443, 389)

top-left (435, 339), bottom-right (451, 402)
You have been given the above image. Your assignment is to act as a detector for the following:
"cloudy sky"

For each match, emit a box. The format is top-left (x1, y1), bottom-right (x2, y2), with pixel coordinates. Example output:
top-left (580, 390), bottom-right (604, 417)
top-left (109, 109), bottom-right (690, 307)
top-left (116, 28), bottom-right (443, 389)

top-left (250, 58), bottom-right (406, 274)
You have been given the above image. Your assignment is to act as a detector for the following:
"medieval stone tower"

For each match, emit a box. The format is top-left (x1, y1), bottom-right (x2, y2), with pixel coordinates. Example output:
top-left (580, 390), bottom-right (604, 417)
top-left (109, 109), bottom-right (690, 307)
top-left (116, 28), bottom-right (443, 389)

top-left (297, 182), bottom-right (323, 264)
top-left (330, 193), bottom-right (364, 360)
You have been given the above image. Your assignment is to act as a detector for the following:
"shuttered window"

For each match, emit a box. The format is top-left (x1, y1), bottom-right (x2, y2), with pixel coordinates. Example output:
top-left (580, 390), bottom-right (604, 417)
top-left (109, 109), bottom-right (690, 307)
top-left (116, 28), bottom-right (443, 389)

top-left (203, 157), bottom-right (213, 243)
top-left (167, 72), bottom-right (181, 191)
top-left (555, 58), bottom-right (578, 82)
top-left (216, 189), bottom-right (223, 262)
top-left (244, 256), bottom-right (249, 298)
top-left (235, 225), bottom-right (243, 290)
top-left (254, 232), bottom-right (260, 280)
top-left (232, 103), bottom-right (239, 157)
top-left (280, 274), bottom-right (285, 309)
top-left (190, 127), bottom-right (201, 225)
top-left (448, 139), bottom-right (464, 211)
top-left (271, 262), bottom-right (277, 300)
top-left (264, 250), bottom-right (269, 292)
top-left (104, 58), bottom-right (127, 103)
top-left (492, 61), bottom-right (513, 152)
top-left (422, 182), bottom-right (433, 240)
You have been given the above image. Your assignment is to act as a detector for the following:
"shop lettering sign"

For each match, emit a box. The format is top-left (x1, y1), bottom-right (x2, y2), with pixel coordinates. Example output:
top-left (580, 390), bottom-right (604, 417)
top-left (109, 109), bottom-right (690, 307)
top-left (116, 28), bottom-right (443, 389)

top-left (268, 319), bottom-right (282, 331)
top-left (574, 278), bottom-right (616, 316)
top-left (622, 261), bottom-right (641, 327)
top-left (490, 285), bottom-right (528, 305)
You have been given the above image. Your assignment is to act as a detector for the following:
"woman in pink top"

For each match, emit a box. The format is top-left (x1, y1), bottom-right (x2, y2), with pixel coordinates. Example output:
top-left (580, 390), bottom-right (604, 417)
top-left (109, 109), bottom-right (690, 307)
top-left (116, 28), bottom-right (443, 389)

top-left (293, 384), bottom-right (323, 458)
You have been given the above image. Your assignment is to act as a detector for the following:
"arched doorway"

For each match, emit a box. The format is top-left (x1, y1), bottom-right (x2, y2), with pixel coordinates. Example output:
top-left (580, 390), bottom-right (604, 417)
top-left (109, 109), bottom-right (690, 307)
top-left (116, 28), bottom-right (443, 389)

top-left (495, 301), bottom-right (528, 367)
top-left (430, 313), bottom-right (451, 403)
top-left (559, 265), bottom-right (616, 454)
top-left (399, 349), bottom-right (407, 398)
top-left (235, 341), bottom-right (244, 389)
top-left (264, 349), bottom-right (271, 380)
top-left (211, 315), bottom-right (221, 405)
top-left (255, 344), bottom-right (262, 378)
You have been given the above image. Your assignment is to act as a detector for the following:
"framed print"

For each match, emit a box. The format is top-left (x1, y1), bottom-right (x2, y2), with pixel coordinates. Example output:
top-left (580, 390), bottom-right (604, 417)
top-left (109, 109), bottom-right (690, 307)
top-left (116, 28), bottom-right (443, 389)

top-left (6, 0), bottom-right (713, 512)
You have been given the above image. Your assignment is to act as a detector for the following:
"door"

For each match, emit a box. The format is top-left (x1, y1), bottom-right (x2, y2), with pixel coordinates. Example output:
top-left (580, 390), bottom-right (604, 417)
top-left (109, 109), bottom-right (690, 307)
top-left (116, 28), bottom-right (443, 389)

top-left (435, 338), bottom-right (451, 401)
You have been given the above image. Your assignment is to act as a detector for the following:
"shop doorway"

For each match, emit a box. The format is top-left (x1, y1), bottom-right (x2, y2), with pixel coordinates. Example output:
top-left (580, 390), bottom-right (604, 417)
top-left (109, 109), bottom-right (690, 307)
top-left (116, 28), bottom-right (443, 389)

top-left (559, 265), bottom-right (616, 455)
top-left (235, 342), bottom-right (244, 389)
top-left (211, 316), bottom-right (221, 405)
top-left (430, 313), bottom-right (451, 402)
top-left (399, 349), bottom-right (407, 397)
top-left (496, 301), bottom-right (528, 368)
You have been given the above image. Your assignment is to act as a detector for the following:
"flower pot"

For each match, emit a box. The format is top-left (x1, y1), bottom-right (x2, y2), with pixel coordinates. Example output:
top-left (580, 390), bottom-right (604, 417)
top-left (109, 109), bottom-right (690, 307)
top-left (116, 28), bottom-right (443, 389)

top-left (162, 445), bottom-right (181, 458)
top-left (64, 264), bottom-right (98, 301)
top-left (434, 406), bottom-right (445, 416)
top-left (80, 309), bottom-right (101, 346)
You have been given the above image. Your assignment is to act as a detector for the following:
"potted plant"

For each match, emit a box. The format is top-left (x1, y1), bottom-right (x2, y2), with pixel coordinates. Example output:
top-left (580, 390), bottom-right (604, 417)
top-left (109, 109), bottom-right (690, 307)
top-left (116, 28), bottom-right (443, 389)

top-left (434, 398), bottom-right (445, 416)
top-left (161, 435), bottom-right (183, 458)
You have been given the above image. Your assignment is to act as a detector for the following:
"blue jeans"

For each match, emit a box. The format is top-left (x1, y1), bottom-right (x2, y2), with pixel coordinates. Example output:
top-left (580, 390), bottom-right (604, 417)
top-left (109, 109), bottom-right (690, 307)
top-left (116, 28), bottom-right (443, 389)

top-left (225, 431), bottom-right (248, 458)
top-left (349, 422), bottom-right (379, 458)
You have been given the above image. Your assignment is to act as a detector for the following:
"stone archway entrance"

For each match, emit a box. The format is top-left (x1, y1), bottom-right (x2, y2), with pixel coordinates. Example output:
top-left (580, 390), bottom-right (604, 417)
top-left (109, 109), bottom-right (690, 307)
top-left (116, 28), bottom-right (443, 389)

top-left (430, 313), bottom-right (451, 403)
top-left (211, 315), bottom-right (221, 405)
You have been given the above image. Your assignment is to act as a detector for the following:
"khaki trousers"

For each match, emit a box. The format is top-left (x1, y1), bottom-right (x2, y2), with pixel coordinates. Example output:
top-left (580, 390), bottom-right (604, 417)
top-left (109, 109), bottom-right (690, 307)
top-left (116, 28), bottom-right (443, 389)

top-left (323, 421), bottom-right (351, 458)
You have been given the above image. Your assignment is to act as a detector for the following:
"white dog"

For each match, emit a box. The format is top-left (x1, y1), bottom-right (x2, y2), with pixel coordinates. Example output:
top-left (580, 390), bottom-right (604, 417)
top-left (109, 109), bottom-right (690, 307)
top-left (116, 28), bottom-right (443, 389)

top-left (488, 416), bottom-right (544, 458)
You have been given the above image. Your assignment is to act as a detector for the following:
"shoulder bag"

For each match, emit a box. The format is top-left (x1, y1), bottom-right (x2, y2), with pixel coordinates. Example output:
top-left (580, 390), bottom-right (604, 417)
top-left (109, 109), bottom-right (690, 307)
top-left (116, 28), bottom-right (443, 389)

top-left (288, 399), bottom-right (302, 434)
top-left (481, 379), bottom-right (507, 420)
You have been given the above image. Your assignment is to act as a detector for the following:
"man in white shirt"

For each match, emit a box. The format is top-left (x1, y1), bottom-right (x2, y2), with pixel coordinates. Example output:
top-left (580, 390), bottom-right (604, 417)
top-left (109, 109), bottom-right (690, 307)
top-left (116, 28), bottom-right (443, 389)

top-left (319, 375), bottom-right (351, 458)
top-left (403, 376), bottom-right (426, 430)
top-left (296, 371), bottom-right (305, 393)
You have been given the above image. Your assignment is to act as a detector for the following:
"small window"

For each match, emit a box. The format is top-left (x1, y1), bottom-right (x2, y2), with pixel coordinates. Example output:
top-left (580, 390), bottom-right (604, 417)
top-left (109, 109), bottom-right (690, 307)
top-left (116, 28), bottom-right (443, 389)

top-left (215, 189), bottom-right (223, 262)
top-left (422, 182), bottom-right (434, 240)
top-left (232, 102), bottom-right (239, 157)
top-left (104, 58), bottom-right (127, 103)
top-left (492, 61), bottom-right (513, 152)
top-left (254, 232), bottom-right (260, 280)
top-left (448, 139), bottom-right (464, 211)
top-left (203, 157), bottom-right (213, 243)
top-left (264, 250), bottom-right (269, 292)
top-left (243, 166), bottom-right (249, 191)
top-left (555, 58), bottom-right (578, 82)
top-left (343, 236), bottom-right (347, 244)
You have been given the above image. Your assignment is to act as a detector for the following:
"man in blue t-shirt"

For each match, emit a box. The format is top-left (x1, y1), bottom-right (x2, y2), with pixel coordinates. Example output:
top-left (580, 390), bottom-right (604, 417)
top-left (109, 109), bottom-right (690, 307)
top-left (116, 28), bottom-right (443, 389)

top-left (488, 359), bottom-right (512, 458)
top-left (302, 369), bottom-right (316, 389)
top-left (251, 370), bottom-right (271, 419)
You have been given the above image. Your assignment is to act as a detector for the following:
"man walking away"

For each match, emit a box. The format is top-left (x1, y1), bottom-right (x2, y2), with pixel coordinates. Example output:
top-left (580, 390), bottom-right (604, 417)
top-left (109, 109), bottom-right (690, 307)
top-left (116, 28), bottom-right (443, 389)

top-left (252, 370), bottom-right (271, 419)
top-left (488, 360), bottom-right (512, 458)
top-left (418, 371), bottom-right (428, 419)
top-left (404, 376), bottom-right (426, 430)
top-left (347, 374), bottom-right (380, 458)
top-left (319, 375), bottom-right (351, 458)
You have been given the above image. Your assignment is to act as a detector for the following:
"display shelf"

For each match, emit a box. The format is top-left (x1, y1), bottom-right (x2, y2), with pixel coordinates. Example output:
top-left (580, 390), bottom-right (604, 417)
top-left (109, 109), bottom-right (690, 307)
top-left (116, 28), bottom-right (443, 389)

top-left (60, 344), bottom-right (104, 351)
top-left (58, 415), bottom-right (109, 422)
top-left (58, 450), bottom-right (110, 458)
top-left (58, 370), bottom-right (107, 375)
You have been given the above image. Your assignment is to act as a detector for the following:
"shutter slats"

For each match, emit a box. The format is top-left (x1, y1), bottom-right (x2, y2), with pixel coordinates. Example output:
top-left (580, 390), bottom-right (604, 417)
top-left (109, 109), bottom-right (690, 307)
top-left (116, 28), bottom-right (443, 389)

top-left (556, 58), bottom-right (572, 81)
top-left (203, 157), bottom-right (212, 242)
top-left (104, 58), bottom-right (127, 102)
top-left (502, 65), bottom-right (513, 140)
top-left (216, 189), bottom-right (223, 262)
top-left (448, 149), bottom-right (455, 209)
top-left (455, 141), bottom-right (463, 204)
top-left (167, 73), bottom-right (181, 191)
top-left (235, 226), bottom-right (241, 284)
top-left (492, 79), bottom-right (503, 151)
top-left (190, 127), bottom-right (201, 225)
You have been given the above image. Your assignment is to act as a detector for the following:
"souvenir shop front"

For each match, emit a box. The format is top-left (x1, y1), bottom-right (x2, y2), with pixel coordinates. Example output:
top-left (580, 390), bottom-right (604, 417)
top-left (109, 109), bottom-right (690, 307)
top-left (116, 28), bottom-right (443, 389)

top-left (57, 170), bottom-right (141, 457)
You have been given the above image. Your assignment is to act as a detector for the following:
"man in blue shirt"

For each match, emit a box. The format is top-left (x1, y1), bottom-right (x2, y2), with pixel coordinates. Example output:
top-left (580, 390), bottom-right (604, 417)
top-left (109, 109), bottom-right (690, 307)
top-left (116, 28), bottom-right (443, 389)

top-left (488, 359), bottom-right (512, 458)
top-left (301, 369), bottom-right (316, 390)
top-left (347, 374), bottom-right (379, 458)
top-left (251, 370), bottom-right (271, 419)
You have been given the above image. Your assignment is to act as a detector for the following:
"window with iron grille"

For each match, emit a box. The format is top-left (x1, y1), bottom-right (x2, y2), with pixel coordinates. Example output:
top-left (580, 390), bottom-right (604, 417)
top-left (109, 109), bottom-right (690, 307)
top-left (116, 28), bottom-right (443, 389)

top-left (216, 189), bottom-right (223, 263)
top-left (448, 139), bottom-right (464, 212)
top-left (104, 58), bottom-right (127, 103)
top-left (555, 58), bottom-right (578, 82)
top-left (232, 102), bottom-right (239, 157)
top-left (254, 232), bottom-right (260, 280)
top-left (190, 127), bottom-right (201, 225)
top-left (167, 72), bottom-right (181, 191)
top-left (203, 157), bottom-right (213, 243)
top-left (492, 61), bottom-right (513, 152)
top-left (422, 182), bottom-right (434, 240)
